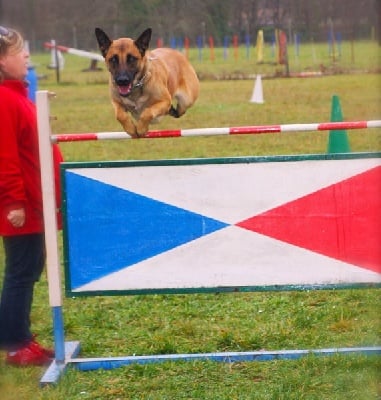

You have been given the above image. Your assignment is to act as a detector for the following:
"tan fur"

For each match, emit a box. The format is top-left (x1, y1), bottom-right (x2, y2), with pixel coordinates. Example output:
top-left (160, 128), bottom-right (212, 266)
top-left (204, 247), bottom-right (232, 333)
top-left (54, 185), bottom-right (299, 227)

top-left (95, 28), bottom-right (199, 137)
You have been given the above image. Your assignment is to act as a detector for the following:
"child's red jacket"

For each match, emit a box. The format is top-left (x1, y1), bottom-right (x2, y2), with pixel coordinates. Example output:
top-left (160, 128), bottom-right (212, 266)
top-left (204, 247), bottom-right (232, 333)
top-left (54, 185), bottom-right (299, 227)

top-left (0, 80), bottom-right (63, 236)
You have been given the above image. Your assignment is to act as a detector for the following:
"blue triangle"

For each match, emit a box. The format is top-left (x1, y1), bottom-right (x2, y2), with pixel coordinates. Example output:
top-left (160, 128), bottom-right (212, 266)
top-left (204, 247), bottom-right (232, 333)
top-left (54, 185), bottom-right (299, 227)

top-left (64, 171), bottom-right (229, 289)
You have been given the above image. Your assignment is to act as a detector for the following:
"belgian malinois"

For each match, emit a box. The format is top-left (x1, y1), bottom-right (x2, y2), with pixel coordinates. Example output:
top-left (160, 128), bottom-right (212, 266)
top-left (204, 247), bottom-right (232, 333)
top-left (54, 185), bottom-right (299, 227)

top-left (95, 27), bottom-right (199, 137)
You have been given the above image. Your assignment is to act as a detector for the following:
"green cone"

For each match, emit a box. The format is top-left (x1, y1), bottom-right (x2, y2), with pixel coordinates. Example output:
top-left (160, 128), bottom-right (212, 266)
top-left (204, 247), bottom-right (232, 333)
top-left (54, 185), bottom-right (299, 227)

top-left (327, 95), bottom-right (351, 154)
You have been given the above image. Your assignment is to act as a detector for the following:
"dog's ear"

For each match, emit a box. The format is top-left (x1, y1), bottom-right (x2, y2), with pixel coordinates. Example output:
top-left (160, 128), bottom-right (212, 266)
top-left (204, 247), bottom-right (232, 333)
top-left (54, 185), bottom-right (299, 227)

top-left (95, 28), bottom-right (112, 58)
top-left (134, 28), bottom-right (152, 56)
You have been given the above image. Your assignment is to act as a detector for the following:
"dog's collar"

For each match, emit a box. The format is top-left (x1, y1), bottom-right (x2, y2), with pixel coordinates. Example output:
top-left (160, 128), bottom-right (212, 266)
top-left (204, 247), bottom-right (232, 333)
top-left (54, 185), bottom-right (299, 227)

top-left (134, 74), bottom-right (147, 89)
top-left (132, 57), bottom-right (156, 91)
top-left (131, 57), bottom-right (157, 92)
top-left (133, 73), bottom-right (147, 90)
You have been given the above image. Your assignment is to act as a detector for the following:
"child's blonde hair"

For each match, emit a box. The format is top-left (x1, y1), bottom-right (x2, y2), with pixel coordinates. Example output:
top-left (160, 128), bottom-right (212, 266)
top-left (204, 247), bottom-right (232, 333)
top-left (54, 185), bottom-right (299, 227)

top-left (0, 27), bottom-right (24, 82)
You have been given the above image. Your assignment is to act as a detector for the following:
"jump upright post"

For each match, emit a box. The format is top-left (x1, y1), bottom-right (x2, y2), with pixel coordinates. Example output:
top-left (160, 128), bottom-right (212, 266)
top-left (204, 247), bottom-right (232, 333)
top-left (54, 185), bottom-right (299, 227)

top-left (36, 90), bottom-right (381, 385)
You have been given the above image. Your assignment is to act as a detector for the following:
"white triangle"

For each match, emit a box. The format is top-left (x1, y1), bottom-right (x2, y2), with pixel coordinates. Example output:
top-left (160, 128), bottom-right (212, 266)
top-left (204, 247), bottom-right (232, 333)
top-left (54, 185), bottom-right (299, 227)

top-left (250, 75), bottom-right (264, 103)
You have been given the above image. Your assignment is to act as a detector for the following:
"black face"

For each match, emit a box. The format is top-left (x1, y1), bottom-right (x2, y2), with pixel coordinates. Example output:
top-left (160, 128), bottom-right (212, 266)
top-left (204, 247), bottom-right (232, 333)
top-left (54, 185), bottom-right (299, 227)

top-left (108, 53), bottom-right (139, 96)
top-left (95, 27), bottom-right (152, 97)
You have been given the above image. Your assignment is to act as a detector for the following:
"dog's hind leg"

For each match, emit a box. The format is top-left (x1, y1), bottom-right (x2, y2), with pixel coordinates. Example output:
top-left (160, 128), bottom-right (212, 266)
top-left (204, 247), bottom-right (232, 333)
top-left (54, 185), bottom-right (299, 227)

top-left (169, 105), bottom-right (180, 118)
top-left (169, 87), bottom-right (198, 119)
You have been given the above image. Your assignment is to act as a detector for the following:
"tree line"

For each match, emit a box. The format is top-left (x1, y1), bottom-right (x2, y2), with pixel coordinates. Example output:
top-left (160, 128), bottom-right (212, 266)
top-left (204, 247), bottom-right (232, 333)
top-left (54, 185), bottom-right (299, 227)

top-left (0, 0), bottom-right (380, 51)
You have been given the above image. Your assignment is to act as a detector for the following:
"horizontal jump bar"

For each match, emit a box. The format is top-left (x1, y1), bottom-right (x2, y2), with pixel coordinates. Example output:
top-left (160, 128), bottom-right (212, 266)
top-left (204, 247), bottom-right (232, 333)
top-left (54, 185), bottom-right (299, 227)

top-left (51, 120), bottom-right (381, 143)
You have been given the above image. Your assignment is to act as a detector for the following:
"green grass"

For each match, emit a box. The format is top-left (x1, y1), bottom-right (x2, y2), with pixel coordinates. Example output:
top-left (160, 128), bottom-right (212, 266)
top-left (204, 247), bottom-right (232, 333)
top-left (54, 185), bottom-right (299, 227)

top-left (36, 40), bottom-right (381, 83)
top-left (48, 75), bottom-right (380, 166)
top-left (0, 40), bottom-right (380, 399)
top-left (191, 40), bottom-right (381, 79)
top-left (48, 356), bottom-right (381, 400)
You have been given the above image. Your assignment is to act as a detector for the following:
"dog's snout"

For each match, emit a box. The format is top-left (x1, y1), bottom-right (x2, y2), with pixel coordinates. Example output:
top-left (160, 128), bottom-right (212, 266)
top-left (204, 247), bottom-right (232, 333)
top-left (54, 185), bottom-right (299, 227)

top-left (114, 72), bottom-right (135, 97)
top-left (115, 74), bottom-right (131, 86)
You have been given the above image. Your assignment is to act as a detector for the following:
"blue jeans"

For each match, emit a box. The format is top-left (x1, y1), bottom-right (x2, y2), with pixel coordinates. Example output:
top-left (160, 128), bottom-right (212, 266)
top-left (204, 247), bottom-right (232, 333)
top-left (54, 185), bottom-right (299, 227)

top-left (0, 234), bottom-right (45, 351)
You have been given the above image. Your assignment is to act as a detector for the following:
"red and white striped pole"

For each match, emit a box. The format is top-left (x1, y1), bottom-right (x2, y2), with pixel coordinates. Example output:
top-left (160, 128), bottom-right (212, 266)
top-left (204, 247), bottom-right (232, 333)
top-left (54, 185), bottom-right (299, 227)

top-left (51, 120), bottom-right (381, 143)
top-left (44, 42), bottom-right (104, 62)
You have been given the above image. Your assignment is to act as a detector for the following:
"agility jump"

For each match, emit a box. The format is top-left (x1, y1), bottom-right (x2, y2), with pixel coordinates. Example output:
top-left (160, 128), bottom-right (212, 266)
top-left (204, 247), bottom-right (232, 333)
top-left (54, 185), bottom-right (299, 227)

top-left (35, 90), bottom-right (381, 385)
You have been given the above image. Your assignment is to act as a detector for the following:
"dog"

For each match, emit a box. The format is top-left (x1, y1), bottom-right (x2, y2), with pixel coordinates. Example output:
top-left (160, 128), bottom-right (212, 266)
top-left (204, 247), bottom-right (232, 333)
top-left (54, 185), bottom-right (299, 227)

top-left (95, 27), bottom-right (199, 137)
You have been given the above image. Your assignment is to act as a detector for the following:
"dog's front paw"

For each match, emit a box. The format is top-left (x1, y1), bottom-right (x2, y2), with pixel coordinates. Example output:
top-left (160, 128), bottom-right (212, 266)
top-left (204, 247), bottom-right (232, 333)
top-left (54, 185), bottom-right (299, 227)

top-left (124, 130), bottom-right (139, 138)
top-left (126, 129), bottom-right (140, 138)
top-left (121, 123), bottom-right (138, 138)
top-left (135, 123), bottom-right (150, 137)
top-left (135, 131), bottom-right (149, 138)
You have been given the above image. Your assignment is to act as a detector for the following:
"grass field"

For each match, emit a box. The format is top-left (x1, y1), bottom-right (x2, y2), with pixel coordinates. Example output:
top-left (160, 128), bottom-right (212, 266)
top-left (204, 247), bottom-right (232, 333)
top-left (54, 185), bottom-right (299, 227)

top-left (0, 40), bottom-right (380, 399)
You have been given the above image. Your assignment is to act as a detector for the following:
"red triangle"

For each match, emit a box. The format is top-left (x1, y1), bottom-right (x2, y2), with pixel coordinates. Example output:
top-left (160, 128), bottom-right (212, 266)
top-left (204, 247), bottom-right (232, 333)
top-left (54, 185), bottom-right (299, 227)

top-left (237, 166), bottom-right (381, 273)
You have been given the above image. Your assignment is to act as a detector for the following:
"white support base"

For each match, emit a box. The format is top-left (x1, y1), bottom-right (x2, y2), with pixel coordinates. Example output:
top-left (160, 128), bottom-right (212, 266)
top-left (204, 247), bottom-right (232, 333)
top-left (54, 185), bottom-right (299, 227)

top-left (40, 341), bottom-right (81, 386)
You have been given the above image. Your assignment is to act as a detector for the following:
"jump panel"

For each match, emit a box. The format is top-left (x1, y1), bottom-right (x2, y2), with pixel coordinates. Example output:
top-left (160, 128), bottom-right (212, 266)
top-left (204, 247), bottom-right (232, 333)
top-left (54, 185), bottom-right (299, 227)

top-left (62, 153), bottom-right (381, 296)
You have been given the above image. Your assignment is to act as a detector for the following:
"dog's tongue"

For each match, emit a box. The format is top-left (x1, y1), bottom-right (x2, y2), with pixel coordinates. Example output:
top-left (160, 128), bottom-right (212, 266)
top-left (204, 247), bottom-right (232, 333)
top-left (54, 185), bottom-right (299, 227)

top-left (118, 83), bottom-right (132, 96)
